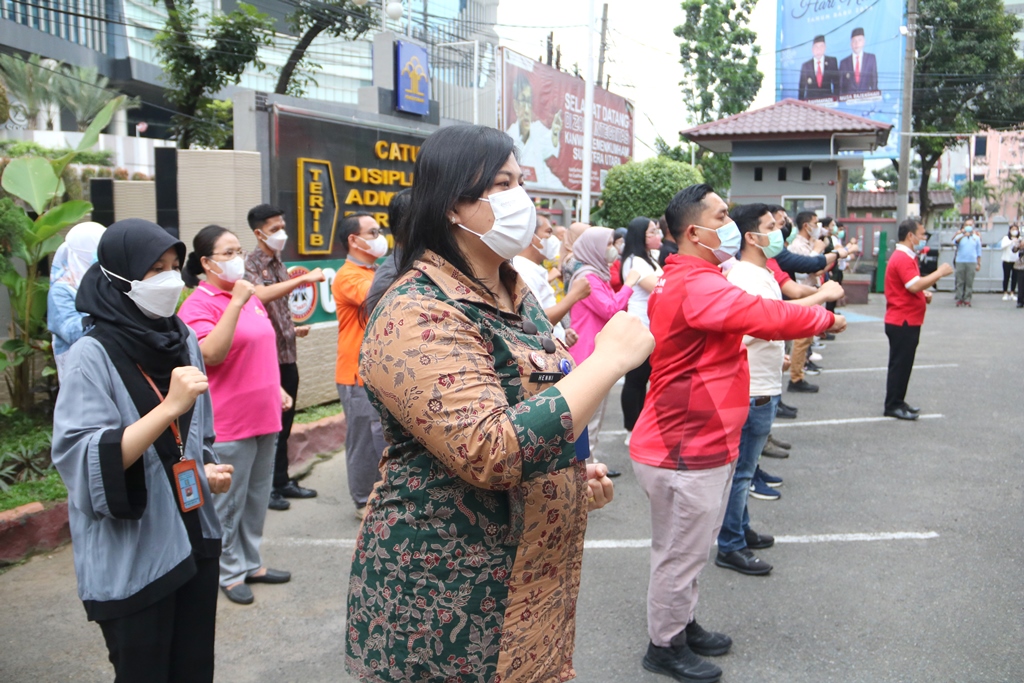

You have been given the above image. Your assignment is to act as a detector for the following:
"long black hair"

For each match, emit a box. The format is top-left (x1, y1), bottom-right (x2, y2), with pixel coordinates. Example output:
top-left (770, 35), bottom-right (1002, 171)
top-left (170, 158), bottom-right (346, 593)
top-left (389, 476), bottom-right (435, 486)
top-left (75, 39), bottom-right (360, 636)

top-left (183, 224), bottom-right (230, 287)
top-left (621, 216), bottom-right (657, 270)
top-left (365, 125), bottom-right (516, 313)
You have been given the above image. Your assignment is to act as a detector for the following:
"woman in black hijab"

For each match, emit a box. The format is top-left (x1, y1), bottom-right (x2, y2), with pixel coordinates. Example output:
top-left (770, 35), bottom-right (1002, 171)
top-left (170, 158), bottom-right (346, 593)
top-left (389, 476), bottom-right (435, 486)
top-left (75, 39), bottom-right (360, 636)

top-left (52, 218), bottom-right (233, 683)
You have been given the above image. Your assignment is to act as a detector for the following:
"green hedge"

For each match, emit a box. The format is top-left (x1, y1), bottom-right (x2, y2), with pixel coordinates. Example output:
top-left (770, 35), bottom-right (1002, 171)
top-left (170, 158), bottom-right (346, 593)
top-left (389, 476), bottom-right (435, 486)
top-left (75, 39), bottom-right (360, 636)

top-left (601, 157), bottom-right (705, 229)
top-left (0, 470), bottom-right (66, 512)
top-left (0, 140), bottom-right (114, 167)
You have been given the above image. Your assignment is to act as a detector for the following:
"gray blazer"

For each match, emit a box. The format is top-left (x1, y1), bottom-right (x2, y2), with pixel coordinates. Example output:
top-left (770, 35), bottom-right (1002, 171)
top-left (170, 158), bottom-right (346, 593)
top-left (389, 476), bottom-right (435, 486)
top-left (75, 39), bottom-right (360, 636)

top-left (52, 330), bottom-right (223, 620)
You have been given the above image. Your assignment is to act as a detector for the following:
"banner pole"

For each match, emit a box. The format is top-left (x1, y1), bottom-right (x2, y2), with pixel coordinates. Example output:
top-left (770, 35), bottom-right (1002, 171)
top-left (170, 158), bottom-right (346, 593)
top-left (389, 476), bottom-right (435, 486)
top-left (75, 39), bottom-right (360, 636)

top-left (581, 0), bottom-right (596, 223)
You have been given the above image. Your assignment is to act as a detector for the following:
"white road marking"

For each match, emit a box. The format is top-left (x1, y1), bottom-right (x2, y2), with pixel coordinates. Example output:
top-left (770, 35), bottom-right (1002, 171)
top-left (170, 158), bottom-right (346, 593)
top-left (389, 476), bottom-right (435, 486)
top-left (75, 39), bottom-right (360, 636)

top-left (270, 532), bottom-right (940, 551)
top-left (601, 429), bottom-right (628, 435)
top-left (821, 363), bottom-right (958, 374)
top-left (772, 414), bottom-right (943, 428)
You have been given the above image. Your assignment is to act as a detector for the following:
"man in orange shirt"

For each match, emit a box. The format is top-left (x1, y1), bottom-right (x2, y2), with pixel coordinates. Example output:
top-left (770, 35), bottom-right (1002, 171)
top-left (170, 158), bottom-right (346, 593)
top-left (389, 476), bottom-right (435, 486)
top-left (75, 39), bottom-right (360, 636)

top-left (333, 212), bottom-right (389, 519)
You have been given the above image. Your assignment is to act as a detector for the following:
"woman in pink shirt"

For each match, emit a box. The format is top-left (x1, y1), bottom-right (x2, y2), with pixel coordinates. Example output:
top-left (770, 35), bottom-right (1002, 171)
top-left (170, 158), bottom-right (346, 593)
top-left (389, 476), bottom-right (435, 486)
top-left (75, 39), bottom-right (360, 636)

top-left (567, 227), bottom-right (642, 471)
top-left (178, 225), bottom-right (291, 606)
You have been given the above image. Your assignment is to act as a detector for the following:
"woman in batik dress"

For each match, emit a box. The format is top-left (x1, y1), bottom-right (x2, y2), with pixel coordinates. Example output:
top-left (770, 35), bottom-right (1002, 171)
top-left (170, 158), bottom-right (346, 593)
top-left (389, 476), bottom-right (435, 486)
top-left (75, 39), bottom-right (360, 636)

top-left (345, 124), bottom-right (654, 683)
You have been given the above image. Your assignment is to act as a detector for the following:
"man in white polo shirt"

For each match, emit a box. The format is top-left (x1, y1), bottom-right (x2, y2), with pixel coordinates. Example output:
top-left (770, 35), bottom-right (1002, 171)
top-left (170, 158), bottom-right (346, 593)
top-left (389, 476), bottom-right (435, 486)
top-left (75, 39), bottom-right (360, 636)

top-left (513, 212), bottom-right (590, 345)
top-left (717, 204), bottom-right (845, 576)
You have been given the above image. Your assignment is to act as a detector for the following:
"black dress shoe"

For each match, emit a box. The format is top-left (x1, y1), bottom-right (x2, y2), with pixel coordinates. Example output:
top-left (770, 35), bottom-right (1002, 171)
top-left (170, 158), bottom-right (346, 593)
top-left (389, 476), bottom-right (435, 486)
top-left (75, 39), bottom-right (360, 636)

top-left (245, 568), bottom-right (291, 584)
top-left (744, 527), bottom-right (775, 549)
top-left (902, 403), bottom-right (920, 414)
top-left (268, 490), bottom-right (290, 511)
top-left (767, 433), bottom-right (791, 450)
top-left (788, 379), bottom-right (819, 393)
top-left (278, 480), bottom-right (317, 499)
top-left (715, 548), bottom-right (773, 576)
top-left (761, 442), bottom-right (790, 459)
top-left (684, 620), bottom-right (733, 656)
top-left (884, 407), bottom-right (919, 421)
top-left (221, 583), bottom-right (254, 605)
top-left (642, 641), bottom-right (722, 683)
top-left (775, 403), bottom-right (798, 419)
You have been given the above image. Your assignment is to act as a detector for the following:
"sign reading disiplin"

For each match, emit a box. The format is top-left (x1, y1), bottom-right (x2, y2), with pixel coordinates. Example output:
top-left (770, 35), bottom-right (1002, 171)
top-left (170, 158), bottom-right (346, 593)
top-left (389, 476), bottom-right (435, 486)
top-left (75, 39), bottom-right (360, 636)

top-left (499, 48), bottom-right (634, 195)
top-left (775, 0), bottom-right (906, 159)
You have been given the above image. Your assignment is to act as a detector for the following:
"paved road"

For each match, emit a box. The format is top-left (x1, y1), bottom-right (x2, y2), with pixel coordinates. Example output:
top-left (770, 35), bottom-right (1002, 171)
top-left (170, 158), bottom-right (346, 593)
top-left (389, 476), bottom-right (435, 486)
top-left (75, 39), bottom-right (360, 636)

top-left (2, 294), bottom-right (1021, 683)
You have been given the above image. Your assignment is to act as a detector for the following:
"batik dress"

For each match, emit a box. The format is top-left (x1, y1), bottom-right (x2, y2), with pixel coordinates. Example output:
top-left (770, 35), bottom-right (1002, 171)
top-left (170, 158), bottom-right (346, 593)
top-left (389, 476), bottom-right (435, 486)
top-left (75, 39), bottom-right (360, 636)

top-left (346, 251), bottom-right (589, 683)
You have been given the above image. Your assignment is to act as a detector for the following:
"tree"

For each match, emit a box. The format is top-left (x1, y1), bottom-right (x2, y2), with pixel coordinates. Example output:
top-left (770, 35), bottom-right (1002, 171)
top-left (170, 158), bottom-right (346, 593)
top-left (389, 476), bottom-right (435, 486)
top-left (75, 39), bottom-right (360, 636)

top-left (0, 54), bottom-right (58, 130)
top-left (601, 156), bottom-right (704, 228)
top-left (873, 160), bottom-right (919, 190)
top-left (847, 167), bottom-right (868, 191)
top-left (1000, 170), bottom-right (1024, 218)
top-left (655, 136), bottom-right (730, 192)
top-left (955, 178), bottom-right (997, 216)
top-left (54, 66), bottom-right (140, 131)
top-left (154, 0), bottom-right (273, 148)
top-left (275, 0), bottom-right (375, 96)
top-left (913, 0), bottom-right (1024, 222)
top-left (672, 0), bottom-right (762, 193)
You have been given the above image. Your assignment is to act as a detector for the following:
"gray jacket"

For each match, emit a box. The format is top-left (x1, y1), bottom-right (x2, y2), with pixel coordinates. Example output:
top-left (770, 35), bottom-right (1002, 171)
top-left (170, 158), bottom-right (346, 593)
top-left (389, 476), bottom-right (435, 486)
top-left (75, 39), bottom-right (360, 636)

top-left (52, 331), bottom-right (222, 620)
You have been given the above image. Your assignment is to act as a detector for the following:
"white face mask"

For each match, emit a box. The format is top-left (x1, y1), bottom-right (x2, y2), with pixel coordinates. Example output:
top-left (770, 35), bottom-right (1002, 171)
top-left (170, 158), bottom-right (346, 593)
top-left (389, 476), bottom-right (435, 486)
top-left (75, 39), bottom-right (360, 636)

top-left (458, 186), bottom-right (537, 260)
top-left (1012, 231), bottom-right (1020, 237)
top-left (537, 234), bottom-right (560, 260)
top-left (103, 267), bottom-right (185, 319)
top-left (260, 229), bottom-right (288, 252)
top-left (605, 245), bottom-right (619, 264)
top-left (358, 234), bottom-right (389, 259)
top-left (209, 255), bottom-right (245, 283)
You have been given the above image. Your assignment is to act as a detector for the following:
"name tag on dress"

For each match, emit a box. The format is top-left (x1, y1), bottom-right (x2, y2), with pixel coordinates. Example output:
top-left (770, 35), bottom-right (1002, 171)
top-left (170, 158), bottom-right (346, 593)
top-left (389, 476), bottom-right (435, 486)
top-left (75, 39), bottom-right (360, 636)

top-left (173, 459), bottom-right (204, 512)
top-left (529, 372), bottom-right (563, 383)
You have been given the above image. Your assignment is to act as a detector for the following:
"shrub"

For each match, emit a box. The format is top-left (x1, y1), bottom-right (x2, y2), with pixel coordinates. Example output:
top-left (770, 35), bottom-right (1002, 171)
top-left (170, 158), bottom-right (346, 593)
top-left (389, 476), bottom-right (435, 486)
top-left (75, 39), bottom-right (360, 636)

top-left (601, 157), bottom-right (705, 229)
top-left (113, 167), bottom-right (129, 180)
top-left (130, 171), bottom-right (151, 181)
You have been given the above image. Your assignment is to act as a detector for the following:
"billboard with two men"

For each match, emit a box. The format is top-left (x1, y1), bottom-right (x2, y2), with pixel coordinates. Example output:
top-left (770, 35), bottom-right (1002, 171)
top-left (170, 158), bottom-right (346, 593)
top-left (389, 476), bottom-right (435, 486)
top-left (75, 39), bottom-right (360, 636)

top-left (775, 0), bottom-right (906, 158)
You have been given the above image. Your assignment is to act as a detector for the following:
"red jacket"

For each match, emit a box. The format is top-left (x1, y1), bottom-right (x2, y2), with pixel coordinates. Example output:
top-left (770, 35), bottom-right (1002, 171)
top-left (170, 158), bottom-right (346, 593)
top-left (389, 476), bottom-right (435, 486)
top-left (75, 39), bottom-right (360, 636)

top-left (631, 254), bottom-right (835, 471)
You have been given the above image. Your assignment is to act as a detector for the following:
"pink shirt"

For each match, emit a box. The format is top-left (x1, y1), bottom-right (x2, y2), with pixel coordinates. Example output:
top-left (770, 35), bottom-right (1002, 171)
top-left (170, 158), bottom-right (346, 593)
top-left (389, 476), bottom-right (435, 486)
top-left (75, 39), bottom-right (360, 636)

top-left (568, 273), bottom-right (634, 365)
top-left (178, 282), bottom-right (282, 442)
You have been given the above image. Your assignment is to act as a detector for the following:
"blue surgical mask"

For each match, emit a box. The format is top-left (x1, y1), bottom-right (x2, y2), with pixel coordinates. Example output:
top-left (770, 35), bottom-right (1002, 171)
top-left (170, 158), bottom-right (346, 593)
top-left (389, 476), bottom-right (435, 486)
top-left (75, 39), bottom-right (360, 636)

top-left (757, 230), bottom-right (785, 259)
top-left (695, 222), bottom-right (741, 264)
top-left (838, 230), bottom-right (846, 240)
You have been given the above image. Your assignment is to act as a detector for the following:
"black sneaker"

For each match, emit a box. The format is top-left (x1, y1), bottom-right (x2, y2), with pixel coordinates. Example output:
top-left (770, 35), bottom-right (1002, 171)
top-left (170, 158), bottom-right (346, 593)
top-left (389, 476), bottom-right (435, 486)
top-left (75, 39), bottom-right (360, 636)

top-left (788, 379), bottom-right (819, 393)
top-left (642, 641), bottom-right (722, 683)
top-left (685, 620), bottom-right (733, 656)
top-left (767, 433), bottom-right (792, 450)
top-left (775, 403), bottom-right (798, 419)
top-left (715, 548), bottom-right (773, 576)
top-left (745, 527), bottom-right (775, 549)
top-left (804, 360), bottom-right (823, 375)
top-left (761, 441), bottom-right (790, 459)
top-left (268, 490), bottom-right (291, 511)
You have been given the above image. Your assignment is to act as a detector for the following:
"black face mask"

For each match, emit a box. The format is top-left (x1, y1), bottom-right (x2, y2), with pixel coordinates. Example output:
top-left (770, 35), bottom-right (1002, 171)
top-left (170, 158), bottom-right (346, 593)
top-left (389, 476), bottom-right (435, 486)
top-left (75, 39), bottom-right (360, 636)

top-left (780, 222), bottom-right (793, 241)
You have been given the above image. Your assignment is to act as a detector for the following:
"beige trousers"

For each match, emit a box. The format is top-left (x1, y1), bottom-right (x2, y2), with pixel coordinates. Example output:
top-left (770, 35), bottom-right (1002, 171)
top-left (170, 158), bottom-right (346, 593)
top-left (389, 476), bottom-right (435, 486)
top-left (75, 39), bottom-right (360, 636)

top-left (632, 460), bottom-right (735, 647)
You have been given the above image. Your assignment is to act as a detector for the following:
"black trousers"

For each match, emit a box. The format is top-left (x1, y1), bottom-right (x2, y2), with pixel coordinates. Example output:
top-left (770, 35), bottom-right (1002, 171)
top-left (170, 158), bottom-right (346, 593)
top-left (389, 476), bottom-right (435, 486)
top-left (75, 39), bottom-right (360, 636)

top-left (97, 557), bottom-right (219, 683)
top-left (274, 362), bottom-right (299, 489)
top-left (621, 356), bottom-right (652, 431)
top-left (1018, 267), bottom-right (1024, 304)
top-left (1002, 261), bottom-right (1019, 293)
top-left (826, 268), bottom-right (844, 313)
top-left (884, 322), bottom-right (921, 412)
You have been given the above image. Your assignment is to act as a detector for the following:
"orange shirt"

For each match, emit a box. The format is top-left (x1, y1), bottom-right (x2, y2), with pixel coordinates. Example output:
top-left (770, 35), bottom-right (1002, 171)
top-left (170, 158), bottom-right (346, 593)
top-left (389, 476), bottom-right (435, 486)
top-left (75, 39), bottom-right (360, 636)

top-left (332, 259), bottom-right (376, 385)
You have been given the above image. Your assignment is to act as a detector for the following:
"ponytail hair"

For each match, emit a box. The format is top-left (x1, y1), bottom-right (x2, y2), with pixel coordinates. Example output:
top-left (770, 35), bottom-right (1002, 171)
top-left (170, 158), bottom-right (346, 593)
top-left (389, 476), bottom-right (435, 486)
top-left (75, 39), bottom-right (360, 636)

top-left (183, 224), bottom-right (230, 288)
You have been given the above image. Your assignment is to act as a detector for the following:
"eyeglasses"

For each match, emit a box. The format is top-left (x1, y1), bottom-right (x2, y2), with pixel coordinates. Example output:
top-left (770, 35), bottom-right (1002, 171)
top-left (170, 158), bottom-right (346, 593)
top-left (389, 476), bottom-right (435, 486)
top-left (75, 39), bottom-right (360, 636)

top-left (211, 249), bottom-right (246, 259)
top-left (361, 229), bottom-right (382, 239)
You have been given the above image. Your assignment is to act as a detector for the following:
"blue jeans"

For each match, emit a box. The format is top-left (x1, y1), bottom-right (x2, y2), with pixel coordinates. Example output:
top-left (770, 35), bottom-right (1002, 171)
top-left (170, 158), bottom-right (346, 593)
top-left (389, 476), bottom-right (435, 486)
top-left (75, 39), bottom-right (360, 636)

top-left (717, 395), bottom-right (779, 553)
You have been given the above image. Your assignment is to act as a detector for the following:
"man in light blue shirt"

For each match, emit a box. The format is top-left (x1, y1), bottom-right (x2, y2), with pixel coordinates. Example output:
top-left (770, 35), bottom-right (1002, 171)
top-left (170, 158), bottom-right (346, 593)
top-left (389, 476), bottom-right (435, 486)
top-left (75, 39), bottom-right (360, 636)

top-left (953, 219), bottom-right (982, 306)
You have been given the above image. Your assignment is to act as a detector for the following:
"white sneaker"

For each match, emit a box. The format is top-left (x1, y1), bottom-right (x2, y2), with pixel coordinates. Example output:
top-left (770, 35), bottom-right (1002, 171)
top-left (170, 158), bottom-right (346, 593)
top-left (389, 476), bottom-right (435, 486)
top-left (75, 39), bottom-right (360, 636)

top-left (1003, 293), bottom-right (1009, 300)
top-left (624, 431), bottom-right (631, 446)
top-left (809, 352), bottom-right (823, 362)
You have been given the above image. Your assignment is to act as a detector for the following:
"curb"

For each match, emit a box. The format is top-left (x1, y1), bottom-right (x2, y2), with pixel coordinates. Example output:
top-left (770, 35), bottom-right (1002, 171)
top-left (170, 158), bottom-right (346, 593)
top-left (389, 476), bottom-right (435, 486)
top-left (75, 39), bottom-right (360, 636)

top-left (288, 412), bottom-right (347, 479)
top-left (0, 501), bottom-right (71, 566)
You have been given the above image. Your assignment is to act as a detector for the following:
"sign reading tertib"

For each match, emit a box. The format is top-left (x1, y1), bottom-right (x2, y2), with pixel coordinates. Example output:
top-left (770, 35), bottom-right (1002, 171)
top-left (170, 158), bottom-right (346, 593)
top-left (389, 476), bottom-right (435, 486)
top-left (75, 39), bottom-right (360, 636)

top-left (296, 158), bottom-right (338, 255)
top-left (395, 40), bottom-right (430, 116)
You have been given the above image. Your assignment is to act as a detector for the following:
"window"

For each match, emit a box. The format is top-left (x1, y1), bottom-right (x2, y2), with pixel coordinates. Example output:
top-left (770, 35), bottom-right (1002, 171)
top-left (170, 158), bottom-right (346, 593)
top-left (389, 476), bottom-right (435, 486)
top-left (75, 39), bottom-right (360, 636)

top-left (754, 167), bottom-right (763, 181)
top-left (802, 166), bottom-right (811, 181)
top-left (778, 167), bottom-right (787, 181)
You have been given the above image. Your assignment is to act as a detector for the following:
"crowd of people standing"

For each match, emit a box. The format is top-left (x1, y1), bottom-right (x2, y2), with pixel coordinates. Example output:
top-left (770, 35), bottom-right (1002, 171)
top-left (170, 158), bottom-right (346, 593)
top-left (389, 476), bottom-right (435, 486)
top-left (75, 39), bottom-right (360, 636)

top-left (41, 120), bottom-right (1013, 683)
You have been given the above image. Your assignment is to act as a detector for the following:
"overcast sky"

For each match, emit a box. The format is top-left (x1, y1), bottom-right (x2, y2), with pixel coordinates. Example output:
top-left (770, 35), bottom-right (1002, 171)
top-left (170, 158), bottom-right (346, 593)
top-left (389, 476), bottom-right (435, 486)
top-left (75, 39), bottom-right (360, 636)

top-left (495, 0), bottom-right (778, 161)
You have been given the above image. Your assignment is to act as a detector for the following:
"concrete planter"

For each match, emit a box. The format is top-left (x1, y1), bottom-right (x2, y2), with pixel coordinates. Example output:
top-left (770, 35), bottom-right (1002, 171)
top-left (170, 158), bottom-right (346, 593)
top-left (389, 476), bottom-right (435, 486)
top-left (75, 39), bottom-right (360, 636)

top-left (287, 412), bottom-right (347, 479)
top-left (0, 501), bottom-right (71, 566)
top-left (842, 274), bottom-right (872, 305)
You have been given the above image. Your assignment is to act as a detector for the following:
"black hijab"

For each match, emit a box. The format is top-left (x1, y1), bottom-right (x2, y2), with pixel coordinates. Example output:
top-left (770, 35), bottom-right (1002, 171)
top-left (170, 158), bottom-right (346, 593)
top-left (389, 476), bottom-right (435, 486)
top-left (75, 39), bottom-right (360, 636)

top-left (76, 218), bottom-right (190, 385)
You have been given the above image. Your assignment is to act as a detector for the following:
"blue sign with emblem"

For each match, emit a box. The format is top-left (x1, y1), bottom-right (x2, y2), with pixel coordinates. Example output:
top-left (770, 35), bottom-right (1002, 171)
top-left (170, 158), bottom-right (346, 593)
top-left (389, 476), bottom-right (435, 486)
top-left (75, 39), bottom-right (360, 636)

top-left (395, 40), bottom-right (430, 116)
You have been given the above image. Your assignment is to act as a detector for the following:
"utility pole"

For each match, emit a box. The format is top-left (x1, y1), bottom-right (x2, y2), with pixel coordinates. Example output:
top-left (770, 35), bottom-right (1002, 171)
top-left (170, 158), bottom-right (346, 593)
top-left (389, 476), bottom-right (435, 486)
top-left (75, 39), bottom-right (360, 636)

top-left (896, 0), bottom-right (918, 223)
top-left (597, 3), bottom-right (609, 86)
top-left (546, 32), bottom-right (553, 66)
top-left (581, 0), bottom-right (596, 223)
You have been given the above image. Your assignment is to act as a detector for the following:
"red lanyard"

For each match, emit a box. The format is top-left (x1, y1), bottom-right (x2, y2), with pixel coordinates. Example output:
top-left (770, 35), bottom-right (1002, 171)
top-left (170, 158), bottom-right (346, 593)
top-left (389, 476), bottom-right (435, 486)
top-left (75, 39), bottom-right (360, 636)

top-left (137, 366), bottom-right (184, 459)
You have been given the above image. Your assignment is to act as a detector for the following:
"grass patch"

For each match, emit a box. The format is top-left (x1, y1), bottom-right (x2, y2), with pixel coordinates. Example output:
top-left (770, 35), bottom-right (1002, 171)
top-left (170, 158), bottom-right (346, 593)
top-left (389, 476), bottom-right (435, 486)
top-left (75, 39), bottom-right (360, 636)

top-left (294, 401), bottom-right (343, 425)
top-left (0, 470), bottom-right (66, 512)
top-left (0, 410), bottom-right (52, 458)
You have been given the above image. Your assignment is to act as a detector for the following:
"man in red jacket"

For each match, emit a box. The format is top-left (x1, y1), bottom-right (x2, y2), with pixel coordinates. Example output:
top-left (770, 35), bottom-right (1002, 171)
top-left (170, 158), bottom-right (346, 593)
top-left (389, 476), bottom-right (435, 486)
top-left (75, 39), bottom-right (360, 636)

top-left (632, 184), bottom-right (846, 683)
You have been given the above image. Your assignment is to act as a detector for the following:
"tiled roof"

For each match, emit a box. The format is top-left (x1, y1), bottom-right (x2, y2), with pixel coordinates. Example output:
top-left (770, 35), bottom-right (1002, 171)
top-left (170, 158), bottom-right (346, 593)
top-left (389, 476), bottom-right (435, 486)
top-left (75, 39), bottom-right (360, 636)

top-left (682, 98), bottom-right (892, 138)
top-left (847, 190), bottom-right (956, 209)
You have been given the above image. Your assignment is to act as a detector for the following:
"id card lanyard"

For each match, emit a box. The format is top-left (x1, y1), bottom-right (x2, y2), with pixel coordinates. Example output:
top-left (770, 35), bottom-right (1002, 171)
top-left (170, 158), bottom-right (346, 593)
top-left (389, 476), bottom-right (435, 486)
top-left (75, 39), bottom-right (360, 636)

top-left (137, 366), bottom-right (204, 513)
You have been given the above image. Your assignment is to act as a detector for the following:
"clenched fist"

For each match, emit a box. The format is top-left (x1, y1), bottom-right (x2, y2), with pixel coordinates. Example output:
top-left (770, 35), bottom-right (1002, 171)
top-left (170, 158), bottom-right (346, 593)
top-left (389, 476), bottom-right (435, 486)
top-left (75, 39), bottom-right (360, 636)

top-left (165, 366), bottom-right (208, 418)
top-left (230, 279), bottom-right (256, 308)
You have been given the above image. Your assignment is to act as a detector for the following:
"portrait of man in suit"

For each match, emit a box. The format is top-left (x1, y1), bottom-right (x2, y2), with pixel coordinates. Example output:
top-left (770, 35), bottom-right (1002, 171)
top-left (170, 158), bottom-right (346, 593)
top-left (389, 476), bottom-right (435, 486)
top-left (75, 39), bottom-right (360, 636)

top-left (798, 35), bottom-right (839, 101)
top-left (839, 27), bottom-right (879, 96)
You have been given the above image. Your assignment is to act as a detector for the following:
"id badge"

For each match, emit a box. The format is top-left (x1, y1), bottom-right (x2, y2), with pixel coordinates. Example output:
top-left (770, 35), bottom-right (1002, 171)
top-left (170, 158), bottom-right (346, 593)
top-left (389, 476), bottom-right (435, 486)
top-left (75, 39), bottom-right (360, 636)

top-left (172, 459), bottom-right (204, 512)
